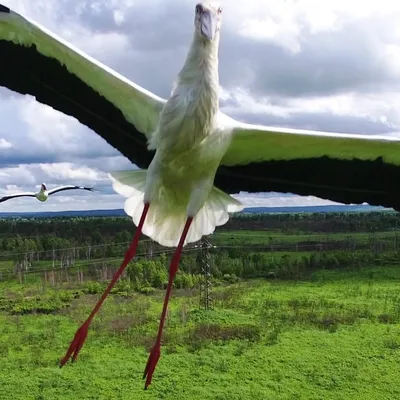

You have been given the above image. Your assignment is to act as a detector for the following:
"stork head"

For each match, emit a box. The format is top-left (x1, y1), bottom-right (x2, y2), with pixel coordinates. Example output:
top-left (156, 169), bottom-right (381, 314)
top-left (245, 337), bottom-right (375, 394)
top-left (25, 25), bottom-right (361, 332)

top-left (41, 183), bottom-right (47, 191)
top-left (194, 2), bottom-right (222, 42)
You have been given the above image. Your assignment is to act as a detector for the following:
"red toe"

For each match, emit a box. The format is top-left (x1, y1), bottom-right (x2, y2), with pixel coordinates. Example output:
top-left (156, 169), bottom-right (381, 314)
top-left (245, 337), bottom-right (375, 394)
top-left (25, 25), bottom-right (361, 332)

top-left (143, 344), bottom-right (161, 389)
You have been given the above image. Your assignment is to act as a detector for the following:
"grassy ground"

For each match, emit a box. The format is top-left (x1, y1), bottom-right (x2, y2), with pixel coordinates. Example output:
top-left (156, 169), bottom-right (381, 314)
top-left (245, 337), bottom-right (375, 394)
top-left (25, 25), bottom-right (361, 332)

top-left (212, 230), bottom-right (400, 245)
top-left (1, 266), bottom-right (400, 399)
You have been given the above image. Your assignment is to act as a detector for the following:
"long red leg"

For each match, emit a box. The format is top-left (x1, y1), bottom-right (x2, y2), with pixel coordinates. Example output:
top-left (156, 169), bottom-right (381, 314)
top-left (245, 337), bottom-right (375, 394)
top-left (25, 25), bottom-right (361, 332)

top-left (143, 216), bottom-right (193, 389)
top-left (60, 203), bottom-right (150, 367)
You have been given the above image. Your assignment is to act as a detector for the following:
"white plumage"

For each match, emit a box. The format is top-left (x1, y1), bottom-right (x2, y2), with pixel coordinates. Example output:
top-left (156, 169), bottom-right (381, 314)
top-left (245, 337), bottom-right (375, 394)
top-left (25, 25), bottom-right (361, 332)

top-left (108, 4), bottom-right (243, 247)
top-left (109, 171), bottom-right (242, 247)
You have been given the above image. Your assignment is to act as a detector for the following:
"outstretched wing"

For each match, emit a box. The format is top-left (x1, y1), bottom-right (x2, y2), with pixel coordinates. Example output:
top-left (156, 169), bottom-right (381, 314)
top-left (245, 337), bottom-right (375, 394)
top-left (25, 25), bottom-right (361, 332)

top-left (47, 185), bottom-right (94, 196)
top-left (214, 114), bottom-right (400, 210)
top-left (0, 192), bottom-right (36, 203)
top-left (0, 5), bottom-right (166, 168)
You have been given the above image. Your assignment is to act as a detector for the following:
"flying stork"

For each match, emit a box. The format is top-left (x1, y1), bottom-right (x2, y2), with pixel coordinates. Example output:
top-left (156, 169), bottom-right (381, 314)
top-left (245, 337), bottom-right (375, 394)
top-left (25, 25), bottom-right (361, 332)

top-left (1, 1), bottom-right (400, 389)
top-left (0, 183), bottom-right (94, 203)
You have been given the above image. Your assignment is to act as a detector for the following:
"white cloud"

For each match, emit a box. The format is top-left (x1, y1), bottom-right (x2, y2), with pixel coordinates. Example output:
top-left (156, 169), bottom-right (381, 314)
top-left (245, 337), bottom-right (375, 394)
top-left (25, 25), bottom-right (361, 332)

top-left (231, 0), bottom-right (400, 55)
top-left (220, 89), bottom-right (400, 133)
top-left (234, 193), bottom-right (341, 208)
top-left (38, 163), bottom-right (107, 182)
top-left (0, 162), bottom-right (108, 193)
top-left (0, 139), bottom-right (12, 149)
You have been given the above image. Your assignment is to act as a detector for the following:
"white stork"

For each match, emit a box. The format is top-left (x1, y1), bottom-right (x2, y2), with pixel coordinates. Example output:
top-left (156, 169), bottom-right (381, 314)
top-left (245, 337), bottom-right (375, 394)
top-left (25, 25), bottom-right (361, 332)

top-left (0, 183), bottom-right (94, 203)
top-left (1, 1), bottom-right (400, 389)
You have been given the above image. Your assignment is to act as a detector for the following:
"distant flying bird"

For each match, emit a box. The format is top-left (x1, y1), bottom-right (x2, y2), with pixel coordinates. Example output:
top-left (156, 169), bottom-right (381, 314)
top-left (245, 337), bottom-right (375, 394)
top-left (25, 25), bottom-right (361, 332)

top-left (2, 1), bottom-right (400, 389)
top-left (0, 183), bottom-right (95, 203)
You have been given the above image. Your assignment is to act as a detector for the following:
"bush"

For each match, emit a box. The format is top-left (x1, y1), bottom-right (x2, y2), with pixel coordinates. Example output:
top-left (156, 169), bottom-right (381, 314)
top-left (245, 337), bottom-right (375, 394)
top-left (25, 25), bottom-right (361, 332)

top-left (138, 286), bottom-right (156, 295)
top-left (11, 298), bottom-right (69, 315)
top-left (83, 281), bottom-right (104, 294)
top-left (110, 279), bottom-right (131, 296)
top-left (222, 274), bottom-right (239, 284)
top-left (188, 323), bottom-right (261, 345)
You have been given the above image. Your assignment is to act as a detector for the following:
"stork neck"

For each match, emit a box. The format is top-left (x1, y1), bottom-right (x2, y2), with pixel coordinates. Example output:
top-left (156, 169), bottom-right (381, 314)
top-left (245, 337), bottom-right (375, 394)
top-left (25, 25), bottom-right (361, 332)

top-left (178, 33), bottom-right (220, 87)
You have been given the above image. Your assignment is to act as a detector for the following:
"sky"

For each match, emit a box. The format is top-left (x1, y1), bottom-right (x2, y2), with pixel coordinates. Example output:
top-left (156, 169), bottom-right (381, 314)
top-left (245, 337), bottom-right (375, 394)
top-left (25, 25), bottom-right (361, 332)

top-left (1, 0), bottom-right (400, 212)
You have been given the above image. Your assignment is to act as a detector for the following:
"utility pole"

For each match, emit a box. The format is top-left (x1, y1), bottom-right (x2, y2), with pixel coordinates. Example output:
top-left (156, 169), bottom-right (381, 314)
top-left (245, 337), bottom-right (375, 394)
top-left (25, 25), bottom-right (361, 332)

top-left (199, 238), bottom-right (213, 310)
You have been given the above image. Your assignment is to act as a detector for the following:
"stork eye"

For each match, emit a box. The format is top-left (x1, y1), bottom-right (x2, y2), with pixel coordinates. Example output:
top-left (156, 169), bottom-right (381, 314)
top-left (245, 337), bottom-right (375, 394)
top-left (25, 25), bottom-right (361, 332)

top-left (217, 7), bottom-right (222, 14)
top-left (196, 4), bottom-right (203, 13)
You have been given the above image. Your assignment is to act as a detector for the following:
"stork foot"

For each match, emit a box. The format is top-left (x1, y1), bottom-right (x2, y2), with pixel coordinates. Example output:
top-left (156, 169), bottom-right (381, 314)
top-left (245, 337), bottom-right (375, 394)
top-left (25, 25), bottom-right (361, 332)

top-left (60, 320), bottom-right (89, 366)
top-left (143, 342), bottom-right (161, 389)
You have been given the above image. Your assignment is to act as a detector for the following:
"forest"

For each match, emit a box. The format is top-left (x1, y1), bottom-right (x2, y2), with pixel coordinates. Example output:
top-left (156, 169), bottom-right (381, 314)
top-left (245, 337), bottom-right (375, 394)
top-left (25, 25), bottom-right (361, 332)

top-left (1, 211), bottom-right (400, 290)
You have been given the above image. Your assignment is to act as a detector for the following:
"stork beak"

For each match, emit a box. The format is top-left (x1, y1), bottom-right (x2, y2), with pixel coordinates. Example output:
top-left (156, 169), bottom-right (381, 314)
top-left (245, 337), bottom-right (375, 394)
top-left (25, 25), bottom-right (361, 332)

top-left (200, 10), bottom-right (217, 41)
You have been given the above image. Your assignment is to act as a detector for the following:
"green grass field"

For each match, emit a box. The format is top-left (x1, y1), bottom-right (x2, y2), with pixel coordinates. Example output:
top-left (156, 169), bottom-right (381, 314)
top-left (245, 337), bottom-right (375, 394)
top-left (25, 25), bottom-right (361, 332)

top-left (212, 229), bottom-right (400, 245)
top-left (2, 265), bottom-right (400, 399)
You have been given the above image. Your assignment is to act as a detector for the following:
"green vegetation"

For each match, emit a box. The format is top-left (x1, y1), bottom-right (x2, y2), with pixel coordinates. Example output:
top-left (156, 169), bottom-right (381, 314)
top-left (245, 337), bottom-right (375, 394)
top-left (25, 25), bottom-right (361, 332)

top-left (1, 211), bottom-right (400, 284)
top-left (2, 268), bottom-right (400, 399)
top-left (1, 211), bottom-right (400, 399)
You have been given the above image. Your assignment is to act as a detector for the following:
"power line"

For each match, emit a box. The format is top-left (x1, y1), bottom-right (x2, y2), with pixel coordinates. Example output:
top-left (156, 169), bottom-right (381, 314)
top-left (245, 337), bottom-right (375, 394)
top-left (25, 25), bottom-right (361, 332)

top-left (0, 239), bottom-right (154, 258)
top-left (0, 237), bottom-right (387, 266)
top-left (0, 246), bottom-right (203, 276)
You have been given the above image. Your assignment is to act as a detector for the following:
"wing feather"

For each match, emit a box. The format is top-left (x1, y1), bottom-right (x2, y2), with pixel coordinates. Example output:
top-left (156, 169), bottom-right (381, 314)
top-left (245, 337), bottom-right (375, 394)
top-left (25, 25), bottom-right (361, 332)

top-left (48, 186), bottom-right (94, 195)
top-left (213, 114), bottom-right (400, 210)
top-left (0, 5), bottom-right (166, 167)
top-left (0, 192), bottom-right (36, 203)
top-left (221, 117), bottom-right (400, 167)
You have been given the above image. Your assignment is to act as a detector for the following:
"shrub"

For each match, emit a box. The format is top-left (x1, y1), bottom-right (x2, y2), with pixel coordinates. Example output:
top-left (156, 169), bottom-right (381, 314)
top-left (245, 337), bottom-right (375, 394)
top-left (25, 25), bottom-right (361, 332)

top-left (188, 323), bottom-right (261, 346)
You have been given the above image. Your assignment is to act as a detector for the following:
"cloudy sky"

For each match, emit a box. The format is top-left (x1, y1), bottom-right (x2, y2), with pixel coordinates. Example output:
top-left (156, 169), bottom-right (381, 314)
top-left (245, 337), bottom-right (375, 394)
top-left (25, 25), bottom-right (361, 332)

top-left (1, 0), bottom-right (399, 212)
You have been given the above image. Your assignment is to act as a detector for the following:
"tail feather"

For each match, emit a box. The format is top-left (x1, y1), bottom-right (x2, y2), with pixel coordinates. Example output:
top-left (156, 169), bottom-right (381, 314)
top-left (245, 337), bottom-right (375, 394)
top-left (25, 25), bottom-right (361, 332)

top-left (108, 170), bottom-right (244, 247)
top-left (108, 170), bottom-right (147, 197)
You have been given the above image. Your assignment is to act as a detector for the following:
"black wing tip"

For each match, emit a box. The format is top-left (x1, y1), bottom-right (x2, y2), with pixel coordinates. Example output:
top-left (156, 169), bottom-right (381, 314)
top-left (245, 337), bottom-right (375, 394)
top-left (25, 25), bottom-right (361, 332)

top-left (0, 4), bottom-right (10, 13)
top-left (77, 186), bottom-right (96, 192)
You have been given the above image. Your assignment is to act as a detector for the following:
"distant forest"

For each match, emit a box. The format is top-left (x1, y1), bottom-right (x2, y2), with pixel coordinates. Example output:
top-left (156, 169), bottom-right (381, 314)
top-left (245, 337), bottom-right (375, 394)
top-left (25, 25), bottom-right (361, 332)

top-left (1, 211), bottom-right (399, 247)
top-left (1, 211), bottom-right (400, 290)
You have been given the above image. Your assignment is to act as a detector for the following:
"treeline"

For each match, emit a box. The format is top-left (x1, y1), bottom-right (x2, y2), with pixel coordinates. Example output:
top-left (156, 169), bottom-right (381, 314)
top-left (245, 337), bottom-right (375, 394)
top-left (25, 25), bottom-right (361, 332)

top-left (207, 248), bottom-right (400, 281)
top-left (226, 211), bottom-right (400, 232)
top-left (0, 211), bottom-right (399, 265)
top-left (1, 211), bottom-right (400, 285)
top-left (86, 248), bottom-right (400, 293)
top-left (0, 211), bottom-right (399, 242)
top-left (0, 217), bottom-right (157, 261)
top-left (0, 232), bottom-right (155, 261)
top-left (0, 217), bottom-right (134, 244)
